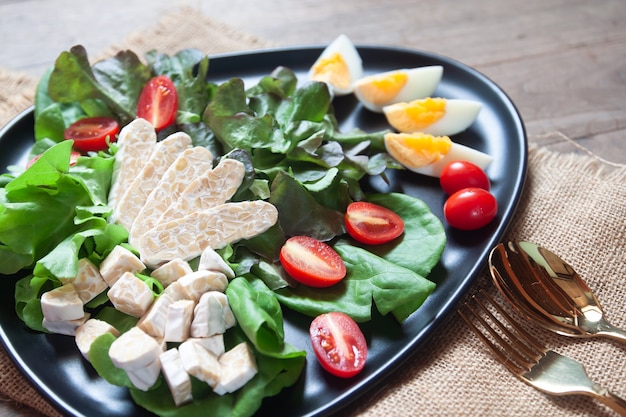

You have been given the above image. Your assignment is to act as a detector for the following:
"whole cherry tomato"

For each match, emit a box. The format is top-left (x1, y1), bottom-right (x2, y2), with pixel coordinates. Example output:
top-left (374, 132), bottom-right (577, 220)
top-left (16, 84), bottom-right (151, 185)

top-left (440, 160), bottom-right (490, 195)
top-left (444, 187), bottom-right (497, 230)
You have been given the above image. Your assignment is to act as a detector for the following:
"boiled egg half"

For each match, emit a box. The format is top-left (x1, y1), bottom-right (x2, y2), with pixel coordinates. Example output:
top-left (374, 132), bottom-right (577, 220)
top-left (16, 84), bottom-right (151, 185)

top-left (353, 66), bottom-right (443, 112)
top-left (383, 97), bottom-right (482, 136)
top-left (384, 132), bottom-right (493, 177)
top-left (309, 34), bottom-right (363, 96)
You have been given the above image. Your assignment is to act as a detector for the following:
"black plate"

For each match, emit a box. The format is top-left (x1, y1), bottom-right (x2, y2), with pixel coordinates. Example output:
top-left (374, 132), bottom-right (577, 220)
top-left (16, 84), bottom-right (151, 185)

top-left (0, 45), bottom-right (527, 417)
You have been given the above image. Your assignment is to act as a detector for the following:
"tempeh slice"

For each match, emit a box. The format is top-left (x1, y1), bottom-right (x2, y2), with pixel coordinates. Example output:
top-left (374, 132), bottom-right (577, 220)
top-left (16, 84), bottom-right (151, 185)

top-left (108, 119), bottom-right (156, 215)
top-left (114, 132), bottom-right (192, 230)
top-left (158, 158), bottom-right (246, 222)
top-left (129, 146), bottom-right (214, 247)
top-left (139, 201), bottom-right (278, 268)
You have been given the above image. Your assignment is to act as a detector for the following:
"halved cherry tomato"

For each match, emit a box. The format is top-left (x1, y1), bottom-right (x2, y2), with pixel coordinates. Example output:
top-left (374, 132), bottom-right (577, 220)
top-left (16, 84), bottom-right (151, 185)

top-left (63, 117), bottom-right (120, 152)
top-left (279, 236), bottom-right (346, 287)
top-left (440, 160), bottom-right (490, 195)
top-left (444, 187), bottom-right (498, 230)
top-left (344, 201), bottom-right (404, 245)
top-left (26, 151), bottom-right (81, 169)
top-left (136, 75), bottom-right (178, 131)
top-left (309, 312), bottom-right (368, 378)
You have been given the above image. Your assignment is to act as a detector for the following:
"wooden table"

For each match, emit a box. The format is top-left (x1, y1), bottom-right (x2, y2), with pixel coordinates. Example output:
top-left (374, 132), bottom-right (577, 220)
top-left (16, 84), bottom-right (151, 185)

top-left (2, 0), bottom-right (625, 164)
top-left (0, 0), bottom-right (624, 415)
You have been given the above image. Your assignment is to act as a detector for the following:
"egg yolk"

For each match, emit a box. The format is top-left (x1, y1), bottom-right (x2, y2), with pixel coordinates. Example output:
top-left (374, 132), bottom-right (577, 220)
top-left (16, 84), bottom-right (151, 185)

top-left (354, 72), bottom-right (408, 105)
top-left (383, 97), bottom-right (447, 133)
top-left (384, 132), bottom-right (452, 168)
top-left (310, 52), bottom-right (352, 90)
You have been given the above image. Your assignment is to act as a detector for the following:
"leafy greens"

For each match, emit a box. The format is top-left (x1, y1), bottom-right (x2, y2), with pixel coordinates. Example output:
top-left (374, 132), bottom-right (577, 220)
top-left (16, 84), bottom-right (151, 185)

top-left (0, 45), bottom-right (447, 417)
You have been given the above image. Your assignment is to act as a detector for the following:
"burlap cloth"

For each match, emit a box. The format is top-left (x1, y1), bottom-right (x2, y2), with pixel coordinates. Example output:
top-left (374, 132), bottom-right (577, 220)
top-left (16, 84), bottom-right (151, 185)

top-left (1, 7), bottom-right (625, 417)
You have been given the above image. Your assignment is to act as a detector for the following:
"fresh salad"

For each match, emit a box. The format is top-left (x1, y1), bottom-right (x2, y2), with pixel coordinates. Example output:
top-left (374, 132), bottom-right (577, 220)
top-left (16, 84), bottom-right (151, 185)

top-left (0, 40), bottom-right (476, 417)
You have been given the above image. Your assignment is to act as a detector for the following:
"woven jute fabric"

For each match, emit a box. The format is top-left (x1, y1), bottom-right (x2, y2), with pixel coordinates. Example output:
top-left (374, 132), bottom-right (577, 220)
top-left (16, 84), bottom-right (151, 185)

top-left (1, 6), bottom-right (625, 417)
top-left (346, 143), bottom-right (626, 417)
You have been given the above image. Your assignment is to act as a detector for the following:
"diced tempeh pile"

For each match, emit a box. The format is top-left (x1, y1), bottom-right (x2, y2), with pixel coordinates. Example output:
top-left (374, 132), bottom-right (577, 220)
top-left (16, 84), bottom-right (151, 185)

top-left (39, 246), bottom-right (257, 404)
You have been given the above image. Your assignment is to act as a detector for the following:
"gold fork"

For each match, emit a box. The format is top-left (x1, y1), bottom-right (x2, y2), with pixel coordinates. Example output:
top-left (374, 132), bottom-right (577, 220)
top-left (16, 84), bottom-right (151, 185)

top-left (458, 290), bottom-right (626, 416)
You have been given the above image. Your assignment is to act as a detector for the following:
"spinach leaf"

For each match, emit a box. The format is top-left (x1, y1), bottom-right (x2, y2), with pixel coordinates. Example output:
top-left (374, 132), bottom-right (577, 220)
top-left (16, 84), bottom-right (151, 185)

top-left (129, 280), bottom-right (305, 417)
top-left (204, 78), bottom-right (289, 153)
top-left (14, 275), bottom-right (52, 333)
top-left (227, 276), bottom-right (288, 357)
top-left (275, 193), bottom-right (443, 322)
top-left (356, 193), bottom-right (446, 276)
top-left (34, 67), bottom-right (87, 142)
top-left (89, 333), bottom-right (136, 388)
top-left (246, 66), bottom-right (297, 99)
top-left (130, 330), bottom-right (305, 417)
top-left (275, 245), bottom-right (435, 322)
top-left (269, 171), bottom-right (344, 241)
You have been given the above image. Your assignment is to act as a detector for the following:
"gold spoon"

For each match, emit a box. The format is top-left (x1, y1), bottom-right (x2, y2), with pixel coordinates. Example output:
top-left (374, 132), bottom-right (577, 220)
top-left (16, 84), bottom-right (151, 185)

top-left (488, 241), bottom-right (626, 344)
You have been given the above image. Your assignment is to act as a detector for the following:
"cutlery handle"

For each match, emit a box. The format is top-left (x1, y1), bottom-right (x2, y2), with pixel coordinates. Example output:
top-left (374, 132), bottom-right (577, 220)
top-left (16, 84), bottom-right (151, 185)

top-left (594, 390), bottom-right (626, 416)
top-left (597, 321), bottom-right (626, 346)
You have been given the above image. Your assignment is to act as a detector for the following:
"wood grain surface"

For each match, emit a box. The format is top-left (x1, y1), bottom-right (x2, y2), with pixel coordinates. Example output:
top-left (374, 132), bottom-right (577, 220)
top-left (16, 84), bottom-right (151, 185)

top-left (0, 0), bottom-right (624, 416)
top-left (2, 0), bottom-right (625, 164)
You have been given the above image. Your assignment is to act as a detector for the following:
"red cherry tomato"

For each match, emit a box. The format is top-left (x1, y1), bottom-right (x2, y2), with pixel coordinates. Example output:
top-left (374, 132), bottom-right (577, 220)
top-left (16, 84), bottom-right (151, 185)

top-left (344, 201), bottom-right (404, 245)
top-left (26, 151), bottom-right (81, 169)
top-left (136, 75), bottom-right (178, 131)
top-left (279, 236), bottom-right (346, 287)
top-left (440, 160), bottom-right (490, 195)
top-left (444, 187), bottom-right (498, 230)
top-left (63, 117), bottom-right (120, 152)
top-left (309, 312), bottom-right (368, 378)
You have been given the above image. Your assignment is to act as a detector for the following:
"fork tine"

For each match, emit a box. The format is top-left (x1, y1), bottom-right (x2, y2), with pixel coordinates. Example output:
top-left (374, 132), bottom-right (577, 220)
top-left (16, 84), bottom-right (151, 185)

top-left (458, 290), bottom-right (547, 376)
top-left (480, 290), bottom-right (547, 355)
top-left (459, 294), bottom-right (527, 375)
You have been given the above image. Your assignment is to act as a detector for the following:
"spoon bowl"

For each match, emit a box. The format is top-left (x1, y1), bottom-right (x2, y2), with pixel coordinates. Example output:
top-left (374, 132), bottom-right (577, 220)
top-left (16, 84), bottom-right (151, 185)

top-left (488, 241), bottom-right (626, 344)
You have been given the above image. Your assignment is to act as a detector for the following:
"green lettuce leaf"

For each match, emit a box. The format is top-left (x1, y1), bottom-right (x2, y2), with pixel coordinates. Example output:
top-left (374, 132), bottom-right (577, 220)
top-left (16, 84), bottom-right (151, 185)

top-left (146, 49), bottom-right (216, 124)
top-left (0, 141), bottom-right (116, 275)
top-left (48, 45), bottom-right (151, 125)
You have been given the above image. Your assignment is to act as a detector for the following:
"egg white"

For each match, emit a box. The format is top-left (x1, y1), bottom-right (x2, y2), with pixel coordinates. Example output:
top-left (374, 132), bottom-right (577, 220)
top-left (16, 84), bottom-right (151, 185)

top-left (383, 98), bottom-right (482, 136)
top-left (308, 34), bottom-right (363, 96)
top-left (354, 66), bottom-right (443, 112)
top-left (408, 142), bottom-right (494, 177)
top-left (420, 99), bottom-right (482, 136)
